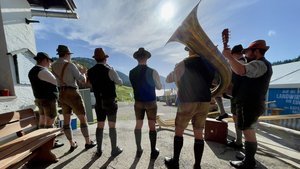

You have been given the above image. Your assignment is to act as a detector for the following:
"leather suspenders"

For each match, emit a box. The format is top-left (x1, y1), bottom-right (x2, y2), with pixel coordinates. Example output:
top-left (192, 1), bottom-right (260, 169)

top-left (52, 62), bottom-right (69, 87)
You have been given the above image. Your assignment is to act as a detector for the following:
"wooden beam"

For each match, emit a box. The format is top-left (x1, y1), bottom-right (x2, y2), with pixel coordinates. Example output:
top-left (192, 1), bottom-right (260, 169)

top-left (223, 114), bottom-right (300, 123)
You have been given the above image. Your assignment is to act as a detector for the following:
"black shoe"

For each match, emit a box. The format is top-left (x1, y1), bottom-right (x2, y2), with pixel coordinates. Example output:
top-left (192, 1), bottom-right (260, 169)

top-left (235, 151), bottom-right (245, 160)
top-left (111, 146), bottom-right (123, 157)
top-left (230, 160), bottom-right (256, 169)
top-left (136, 149), bottom-right (143, 158)
top-left (150, 148), bottom-right (159, 159)
top-left (85, 141), bottom-right (97, 149)
top-left (227, 140), bottom-right (243, 149)
top-left (165, 157), bottom-right (179, 169)
top-left (95, 149), bottom-right (103, 157)
top-left (216, 113), bottom-right (229, 121)
top-left (69, 142), bottom-right (78, 152)
top-left (53, 141), bottom-right (64, 149)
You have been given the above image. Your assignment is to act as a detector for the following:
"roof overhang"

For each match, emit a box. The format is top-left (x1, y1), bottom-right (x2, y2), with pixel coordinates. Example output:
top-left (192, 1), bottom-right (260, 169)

top-left (27, 0), bottom-right (78, 19)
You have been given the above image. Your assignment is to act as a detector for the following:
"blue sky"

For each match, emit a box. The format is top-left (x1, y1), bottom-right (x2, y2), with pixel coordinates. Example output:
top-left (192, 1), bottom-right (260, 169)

top-left (33, 0), bottom-right (300, 77)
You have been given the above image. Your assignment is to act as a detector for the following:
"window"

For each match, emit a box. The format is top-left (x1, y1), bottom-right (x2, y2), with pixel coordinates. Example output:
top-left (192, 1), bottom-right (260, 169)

top-left (14, 51), bottom-right (35, 85)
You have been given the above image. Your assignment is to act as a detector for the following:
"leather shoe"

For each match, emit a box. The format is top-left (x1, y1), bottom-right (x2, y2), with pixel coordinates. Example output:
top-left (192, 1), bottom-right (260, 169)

top-left (216, 113), bottom-right (229, 121)
top-left (69, 142), bottom-right (78, 152)
top-left (230, 160), bottom-right (256, 169)
top-left (111, 146), bottom-right (123, 157)
top-left (236, 151), bottom-right (245, 160)
top-left (85, 141), bottom-right (97, 149)
top-left (227, 140), bottom-right (243, 149)
top-left (150, 148), bottom-right (159, 159)
top-left (165, 157), bottom-right (179, 169)
top-left (53, 141), bottom-right (64, 149)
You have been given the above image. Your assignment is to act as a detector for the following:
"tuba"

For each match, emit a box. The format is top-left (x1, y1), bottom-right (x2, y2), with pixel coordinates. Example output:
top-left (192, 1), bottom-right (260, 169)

top-left (166, 2), bottom-right (232, 97)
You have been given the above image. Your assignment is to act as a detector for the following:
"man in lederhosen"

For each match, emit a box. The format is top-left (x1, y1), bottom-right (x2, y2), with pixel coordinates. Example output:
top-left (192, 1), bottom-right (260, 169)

top-left (28, 52), bottom-right (64, 149)
top-left (165, 47), bottom-right (215, 169)
top-left (52, 45), bottom-right (96, 152)
top-left (129, 47), bottom-right (162, 159)
top-left (223, 40), bottom-right (272, 168)
top-left (87, 48), bottom-right (123, 157)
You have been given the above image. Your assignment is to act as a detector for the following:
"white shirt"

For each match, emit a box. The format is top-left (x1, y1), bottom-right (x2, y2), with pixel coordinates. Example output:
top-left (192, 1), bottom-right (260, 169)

top-left (52, 58), bottom-right (85, 88)
top-left (152, 69), bottom-right (162, 90)
top-left (245, 60), bottom-right (267, 78)
top-left (98, 63), bottom-right (123, 85)
top-left (37, 65), bottom-right (57, 86)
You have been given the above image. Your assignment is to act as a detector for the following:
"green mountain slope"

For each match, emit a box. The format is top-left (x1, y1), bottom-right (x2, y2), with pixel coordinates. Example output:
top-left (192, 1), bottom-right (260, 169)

top-left (70, 57), bottom-right (176, 88)
top-left (71, 57), bottom-right (132, 87)
top-left (116, 85), bottom-right (133, 102)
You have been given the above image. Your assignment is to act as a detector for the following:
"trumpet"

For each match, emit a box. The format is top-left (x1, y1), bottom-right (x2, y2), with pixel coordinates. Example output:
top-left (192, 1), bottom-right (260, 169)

top-left (166, 2), bottom-right (231, 97)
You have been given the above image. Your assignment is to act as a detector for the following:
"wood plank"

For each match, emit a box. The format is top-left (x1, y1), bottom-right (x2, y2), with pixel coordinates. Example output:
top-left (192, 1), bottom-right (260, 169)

top-left (0, 129), bottom-right (47, 152)
top-left (0, 116), bottom-right (37, 137)
top-left (223, 114), bottom-right (300, 122)
top-left (0, 128), bottom-right (61, 156)
top-left (0, 132), bottom-right (60, 169)
top-left (0, 109), bottom-right (35, 126)
top-left (8, 151), bottom-right (38, 169)
top-left (0, 129), bottom-right (46, 154)
top-left (259, 114), bottom-right (300, 120)
top-left (0, 108), bottom-right (61, 169)
top-left (156, 115), bottom-right (175, 127)
top-left (207, 111), bottom-right (221, 118)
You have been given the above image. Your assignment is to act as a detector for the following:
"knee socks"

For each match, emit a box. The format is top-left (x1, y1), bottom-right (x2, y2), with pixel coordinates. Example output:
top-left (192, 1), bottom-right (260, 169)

top-left (194, 139), bottom-right (204, 167)
top-left (244, 141), bottom-right (257, 164)
top-left (80, 123), bottom-right (90, 138)
top-left (149, 130), bottom-right (157, 151)
top-left (235, 124), bottom-right (243, 145)
top-left (96, 128), bottom-right (103, 151)
top-left (63, 125), bottom-right (73, 141)
top-left (134, 129), bottom-right (142, 151)
top-left (109, 128), bottom-right (117, 150)
top-left (173, 136), bottom-right (183, 161)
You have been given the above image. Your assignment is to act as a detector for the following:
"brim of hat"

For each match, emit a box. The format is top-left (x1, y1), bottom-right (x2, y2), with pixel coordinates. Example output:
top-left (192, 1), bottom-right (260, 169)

top-left (56, 52), bottom-right (73, 55)
top-left (93, 55), bottom-right (109, 59)
top-left (34, 56), bottom-right (54, 62)
top-left (133, 51), bottom-right (151, 59)
top-left (242, 46), bottom-right (270, 54)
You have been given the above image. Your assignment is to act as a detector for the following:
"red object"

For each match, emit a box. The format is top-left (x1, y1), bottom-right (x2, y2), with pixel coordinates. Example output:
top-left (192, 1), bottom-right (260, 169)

top-left (0, 89), bottom-right (10, 96)
top-left (204, 118), bottom-right (228, 144)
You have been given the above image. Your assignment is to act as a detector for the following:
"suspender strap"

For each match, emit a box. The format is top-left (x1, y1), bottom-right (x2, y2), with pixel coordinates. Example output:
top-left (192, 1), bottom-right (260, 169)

top-left (60, 62), bottom-right (69, 86)
top-left (52, 62), bottom-right (69, 86)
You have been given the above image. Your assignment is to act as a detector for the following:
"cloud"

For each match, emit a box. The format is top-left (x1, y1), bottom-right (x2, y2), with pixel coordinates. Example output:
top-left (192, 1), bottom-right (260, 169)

top-left (268, 30), bottom-right (276, 37)
top-left (35, 1), bottom-right (192, 59)
top-left (33, 0), bottom-right (256, 76)
top-left (32, 24), bottom-right (48, 39)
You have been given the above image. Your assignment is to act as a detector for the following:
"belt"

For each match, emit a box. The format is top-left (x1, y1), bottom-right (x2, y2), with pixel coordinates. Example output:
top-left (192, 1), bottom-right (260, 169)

top-left (59, 86), bottom-right (77, 91)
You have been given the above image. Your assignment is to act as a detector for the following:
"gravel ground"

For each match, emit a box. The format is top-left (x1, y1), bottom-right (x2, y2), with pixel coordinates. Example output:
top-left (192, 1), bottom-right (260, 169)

top-left (22, 102), bottom-right (299, 169)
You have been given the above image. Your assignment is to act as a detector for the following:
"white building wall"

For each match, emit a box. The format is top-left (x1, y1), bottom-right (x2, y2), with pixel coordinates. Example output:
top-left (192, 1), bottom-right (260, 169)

top-left (1, 0), bottom-right (36, 53)
top-left (0, 0), bottom-right (37, 113)
top-left (17, 53), bottom-right (35, 84)
top-left (0, 85), bottom-right (36, 113)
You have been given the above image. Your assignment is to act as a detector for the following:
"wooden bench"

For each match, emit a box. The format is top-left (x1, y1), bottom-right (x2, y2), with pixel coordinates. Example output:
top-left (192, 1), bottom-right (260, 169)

top-left (0, 109), bottom-right (62, 169)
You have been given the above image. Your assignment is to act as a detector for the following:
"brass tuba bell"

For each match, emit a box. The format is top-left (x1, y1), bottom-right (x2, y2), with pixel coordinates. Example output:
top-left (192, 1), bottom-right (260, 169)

top-left (166, 2), bottom-right (232, 97)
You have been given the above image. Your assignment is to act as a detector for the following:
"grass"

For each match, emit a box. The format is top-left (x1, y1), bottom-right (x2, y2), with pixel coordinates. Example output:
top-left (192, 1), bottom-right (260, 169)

top-left (116, 85), bottom-right (134, 102)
